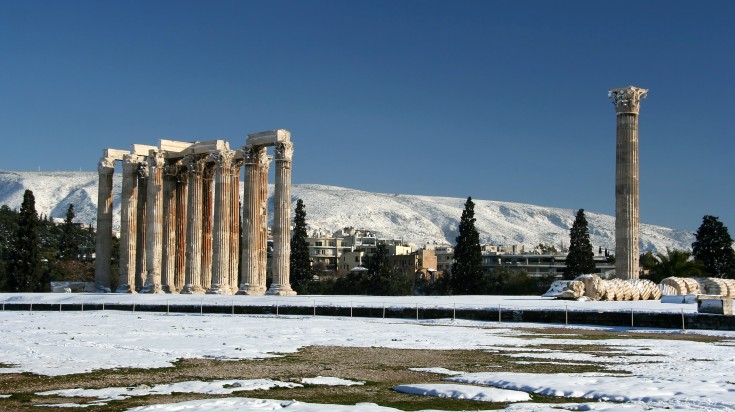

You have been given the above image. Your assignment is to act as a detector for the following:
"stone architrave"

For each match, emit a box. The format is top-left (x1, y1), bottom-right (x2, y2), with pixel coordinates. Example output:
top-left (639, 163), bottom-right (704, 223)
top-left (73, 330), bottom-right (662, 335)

top-left (200, 163), bottom-right (215, 291)
top-left (181, 155), bottom-right (206, 294)
top-left (229, 158), bottom-right (243, 294)
top-left (94, 156), bottom-right (115, 292)
top-left (142, 150), bottom-right (165, 293)
top-left (117, 154), bottom-right (140, 293)
top-left (609, 86), bottom-right (648, 280)
top-left (161, 162), bottom-right (178, 293)
top-left (135, 162), bottom-right (148, 291)
top-left (207, 149), bottom-right (236, 294)
top-left (237, 146), bottom-right (267, 295)
top-left (267, 141), bottom-right (296, 295)
top-left (174, 166), bottom-right (188, 292)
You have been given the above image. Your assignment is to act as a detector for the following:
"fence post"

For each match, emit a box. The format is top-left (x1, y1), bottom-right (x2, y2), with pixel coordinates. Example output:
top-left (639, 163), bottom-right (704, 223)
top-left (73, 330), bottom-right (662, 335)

top-left (681, 308), bottom-right (686, 331)
top-left (200, 299), bottom-right (203, 315)
top-left (232, 300), bottom-right (234, 315)
top-left (30, 303), bottom-right (32, 312)
top-left (416, 303), bottom-right (419, 321)
top-left (565, 305), bottom-right (568, 326)
top-left (453, 303), bottom-right (456, 321)
top-left (167, 300), bottom-right (170, 315)
top-left (132, 303), bottom-right (135, 312)
top-left (498, 304), bottom-right (501, 323)
top-left (313, 300), bottom-right (316, 317)
top-left (102, 302), bottom-right (104, 311)
top-left (59, 303), bottom-right (62, 312)
top-left (630, 307), bottom-right (634, 328)
top-left (350, 301), bottom-right (353, 318)
top-left (382, 303), bottom-right (385, 319)
top-left (81, 302), bottom-right (84, 312)
top-left (276, 304), bottom-right (279, 317)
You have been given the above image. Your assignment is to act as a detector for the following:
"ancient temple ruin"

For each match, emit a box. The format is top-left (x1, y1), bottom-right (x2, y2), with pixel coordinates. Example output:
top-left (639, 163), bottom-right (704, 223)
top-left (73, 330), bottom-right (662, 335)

top-left (94, 129), bottom-right (296, 295)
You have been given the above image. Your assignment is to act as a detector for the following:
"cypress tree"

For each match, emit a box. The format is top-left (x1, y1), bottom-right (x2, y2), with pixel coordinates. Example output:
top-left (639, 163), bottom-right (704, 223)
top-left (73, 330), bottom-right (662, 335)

top-left (565, 208), bottom-right (595, 279)
top-left (289, 199), bottom-right (313, 292)
top-left (450, 197), bottom-right (484, 294)
top-left (692, 215), bottom-right (735, 278)
top-left (58, 204), bottom-right (80, 261)
top-left (7, 190), bottom-right (42, 291)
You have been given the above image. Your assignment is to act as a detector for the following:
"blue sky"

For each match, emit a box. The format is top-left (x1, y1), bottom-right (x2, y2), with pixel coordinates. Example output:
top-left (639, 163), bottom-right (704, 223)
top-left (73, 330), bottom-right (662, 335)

top-left (1, 0), bottom-right (733, 232)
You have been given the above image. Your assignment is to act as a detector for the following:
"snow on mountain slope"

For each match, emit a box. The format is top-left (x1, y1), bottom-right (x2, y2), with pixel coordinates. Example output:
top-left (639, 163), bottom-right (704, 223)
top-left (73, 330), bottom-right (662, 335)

top-left (0, 171), bottom-right (694, 252)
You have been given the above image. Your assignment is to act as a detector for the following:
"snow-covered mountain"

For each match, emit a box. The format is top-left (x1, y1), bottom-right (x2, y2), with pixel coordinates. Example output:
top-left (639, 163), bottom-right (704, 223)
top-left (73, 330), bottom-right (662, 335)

top-left (0, 170), bottom-right (694, 253)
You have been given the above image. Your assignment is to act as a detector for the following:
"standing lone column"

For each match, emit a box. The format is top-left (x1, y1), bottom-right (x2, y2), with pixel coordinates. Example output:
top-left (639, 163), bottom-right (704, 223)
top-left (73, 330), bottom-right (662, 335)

top-left (174, 165), bottom-right (188, 292)
top-left (95, 156), bottom-right (115, 292)
top-left (609, 86), bottom-right (648, 280)
top-left (237, 146), bottom-right (267, 295)
top-left (182, 155), bottom-right (206, 294)
top-left (267, 141), bottom-right (296, 295)
top-left (142, 150), bottom-right (165, 293)
top-left (208, 149), bottom-right (235, 294)
top-left (135, 165), bottom-right (148, 291)
top-left (117, 154), bottom-right (140, 293)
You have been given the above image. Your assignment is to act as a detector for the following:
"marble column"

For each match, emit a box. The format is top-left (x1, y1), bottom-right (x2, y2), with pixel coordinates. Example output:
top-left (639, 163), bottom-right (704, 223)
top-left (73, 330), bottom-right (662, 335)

top-left (609, 86), bottom-right (648, 280)
top-left (238, 146), bottom-right (267, 295)
top-left (267, 141), bottom-right (296, 295)
top-left (229, 159), bottom-right (243, 294)
top-left (142, 150), bottom-right (165, 293)
top-left (200, 163), bottom-right (215, 291)
top-left (117, 154), bottom-right (139, 293)
top-left (174, 167), bottom-right (188, 292)
top-left (182, 155), bottom-right (205, 294)
top-left (208, 150), bottom-right (235, 294)
top-left (258, 153), bottom-right (270, 291)
top-left (94, 156), bottom-right (115, 292)
top-left (135, 162), bottom-right (148, 291)
top-left (161, 162), bottom-right (178, 293)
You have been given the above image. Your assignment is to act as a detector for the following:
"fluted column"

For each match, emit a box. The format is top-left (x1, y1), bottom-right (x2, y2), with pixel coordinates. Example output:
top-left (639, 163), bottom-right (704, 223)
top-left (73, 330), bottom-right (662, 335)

top-left (200, 163), bottom-right (215, 291)
top-left (161, 161), bottom-right (178, 293)
top-left (609, 86), bottom-right (648, 280)
top-left (181, 155), bottom-right (205, 294)
top-left (142, 150), bottom-right (165, 293)
top-left (267, 141), bottom-right (296, 295)
top-left (117, 154), bottom-right (139, 293)
top-left (94, 156), bottom-right (115, 292)
top-left (238, 146), bottom-right (267, 295)
top-left (229, 158), bottom-right (243, 294)
top-left (135, 163), bottom-right (148, 291)
top-left (208, 150), bottom-right (235, 294)
top-left (174, 168), bottom-right (188, 292)
top-left (258, 153), bottom-right (271, 290)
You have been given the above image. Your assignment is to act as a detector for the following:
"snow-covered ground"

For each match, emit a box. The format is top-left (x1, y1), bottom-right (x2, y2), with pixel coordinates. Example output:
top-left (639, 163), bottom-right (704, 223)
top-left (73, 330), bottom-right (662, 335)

top-left (0, 170), bottom-right (694, 251)
top-left (1, 296), bottom-right (734, 411)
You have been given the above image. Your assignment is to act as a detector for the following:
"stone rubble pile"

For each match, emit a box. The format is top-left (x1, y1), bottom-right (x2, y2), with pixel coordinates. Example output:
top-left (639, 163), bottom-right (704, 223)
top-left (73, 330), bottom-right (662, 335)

top-left (544, 275), bottom-right (735, 301)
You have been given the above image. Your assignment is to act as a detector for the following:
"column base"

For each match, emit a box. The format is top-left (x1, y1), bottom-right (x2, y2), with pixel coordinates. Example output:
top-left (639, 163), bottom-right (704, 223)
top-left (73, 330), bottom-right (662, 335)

top-left (141, 283), bottom-right (164, 294)
top-left (206, 285), bottom-right (233, 295)
top-left (266, 284), bottom-right (297, 296)
top-left (115, 284), bottom-right (137, 294)
top-left (236, 283), bottom-right (266, 296)
top-left (180, 284), bottom-right (205, 294)
top-left (162, 285), bottom-right (173, 294)
top-left (95, 283), bottom-right (112, 293)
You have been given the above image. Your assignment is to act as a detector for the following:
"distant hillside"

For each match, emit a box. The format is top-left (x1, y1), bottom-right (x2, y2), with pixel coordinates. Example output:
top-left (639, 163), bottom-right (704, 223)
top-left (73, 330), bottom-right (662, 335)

top-left (0, 170), bottom-right (694, 253)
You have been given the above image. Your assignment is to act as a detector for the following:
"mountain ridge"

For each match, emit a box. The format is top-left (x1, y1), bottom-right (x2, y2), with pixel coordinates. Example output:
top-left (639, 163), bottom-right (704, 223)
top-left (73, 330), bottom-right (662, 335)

top-left (0, 170), bottom-right (694, 253)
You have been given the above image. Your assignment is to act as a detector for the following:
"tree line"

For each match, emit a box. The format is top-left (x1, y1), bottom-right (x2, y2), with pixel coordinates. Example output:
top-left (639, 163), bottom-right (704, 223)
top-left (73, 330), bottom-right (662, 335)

top-left (0, 190), bottom-right (98, 292)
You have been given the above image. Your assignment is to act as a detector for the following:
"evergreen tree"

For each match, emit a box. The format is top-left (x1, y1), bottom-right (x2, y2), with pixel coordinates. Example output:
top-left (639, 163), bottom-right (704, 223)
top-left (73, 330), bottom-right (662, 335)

top-left (58, 204), bottom-right (80, 261)
top-left (289, 199), bottom-right (313, 293)
top-left (450, 197), bottom-right (485, 294)
top-left (565, 209), bottom-right (595, 279)
top-left (365, 243), bottom-right (412, 295)
top-left (692, 215), bottom-right (735, 278)
top-left (649, 248), bottom-right (703, 283)
top-left (6, 190), bottom-right (42, 291)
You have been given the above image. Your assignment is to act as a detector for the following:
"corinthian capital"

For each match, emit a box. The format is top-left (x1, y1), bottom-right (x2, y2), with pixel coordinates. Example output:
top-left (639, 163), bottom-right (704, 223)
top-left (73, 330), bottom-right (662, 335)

top-left (98, 157), bottom-right (115, 174)
top-left (184, 155), bottom-right (206, 176)
top-left (148, 150), bottom-right (165, 170)
top-left (609, 86), bottom-right (648, 114)
top-left (275, 141), bottom-right (294, 162)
